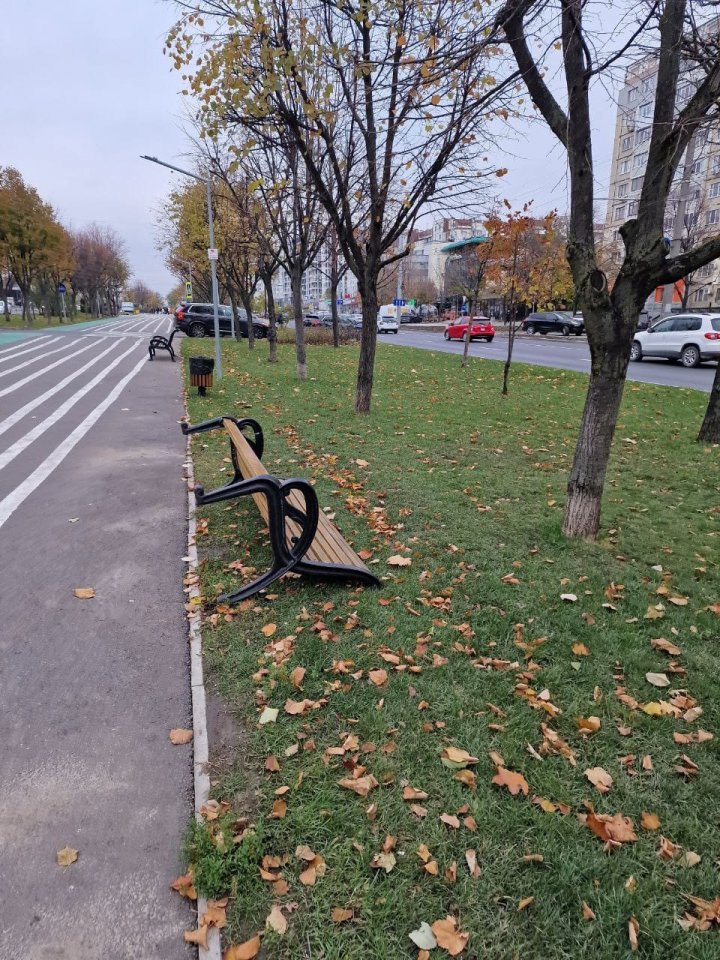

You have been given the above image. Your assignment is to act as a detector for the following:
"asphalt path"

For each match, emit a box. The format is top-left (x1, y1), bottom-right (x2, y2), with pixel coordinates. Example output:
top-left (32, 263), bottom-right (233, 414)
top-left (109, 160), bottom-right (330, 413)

top-left (383, 327), bottom-right (716, 392)
top-left (0, 315), bottom-right (192, 959)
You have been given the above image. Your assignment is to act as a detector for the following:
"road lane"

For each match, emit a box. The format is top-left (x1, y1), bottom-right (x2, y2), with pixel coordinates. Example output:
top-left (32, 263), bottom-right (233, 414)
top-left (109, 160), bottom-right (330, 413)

top-left (384, 327), bottom-right (716, 392)
top-left (0, 315), bottom-right (192, 960)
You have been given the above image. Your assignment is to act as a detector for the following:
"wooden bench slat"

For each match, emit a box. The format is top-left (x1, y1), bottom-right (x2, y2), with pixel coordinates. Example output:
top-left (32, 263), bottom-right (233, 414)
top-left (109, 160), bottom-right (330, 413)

top-left (223, 419), bottom-right (372, 574)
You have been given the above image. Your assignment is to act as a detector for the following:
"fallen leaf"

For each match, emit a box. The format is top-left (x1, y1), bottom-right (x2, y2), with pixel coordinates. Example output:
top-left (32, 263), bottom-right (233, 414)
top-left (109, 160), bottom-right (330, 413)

top-left (440, 812), bottom-right (460, 829)
top-left (465, 849), bottom-right (480, 877)
top-left (271, 799), bottom-right (287, 819)
top-left (572, 642), bottom-right (590, 656)
top-left (265, 755), bottom-right (280, 772)
top-left (628, 916), bottom-right (639, 952)
top-left (668, 595), bottom-right (688, 606)
top-left (170, 871), bottom-right (197, 900)
top-left (56, 846), bottom-right (78, 867)
top-left (431, 916), bottom-right (469, 956)
top-left (258, 706), bottom-right (278, 725)
top-left (261, 623), bottom-right (277, 637)
top-left (402, 785), bottom-right (429, 801)
top-left (409, 922), bottom-right (438, 950)
top-left (582, 901), bottom-right (596, 921)
top-left (169, 728), bottom-right (193, 745)
top-left (73, 587), bottom-right (95, 599)
top-left (576, 716), bottom-right (601, 735)
top-left (225, 934), bottom-right (262, 959)
top-left (640, 811), bottom-right (661, 831)
top-left (370, 852), bottom-right (396, 873)
top-left (338, 774), bottom-right (379, 796)
top-left (491, 766), bottom-right (529, 796)
top-left (651, 637), bottom-right (682, 656)
top-left (368, 669), bottom-right (388, 686)
top-left (518, 896), bottom-right (534, 911)
top-left (644, 604), bottom-right (665, 621)
top-left (646, 672), bottom-right (670, 688)
top-left (266, 905), bottom-right (287, 935)
top-left (388, 555), bottom-right (411, 567)
top-left (289, 666), bottom-right (306, 689)
top-left (561, 593), bottom-right (577, 603)
top-left (201, 899), bottom-right (228, 928)
top-left (585, 812), bottom-right (637, 844)
top-left (440, 746), bottom-right (479, 769)
top-left (331, 907), bottom-right (354, 923)
top-left (184, 925), bottom-right (208, 949)
top-left (585, 767), bottom-right (613, 793)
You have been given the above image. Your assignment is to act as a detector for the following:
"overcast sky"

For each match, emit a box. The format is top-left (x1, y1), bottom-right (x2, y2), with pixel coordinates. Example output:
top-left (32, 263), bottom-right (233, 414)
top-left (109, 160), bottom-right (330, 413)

top-left (4, 0), bottom-right (617, 298)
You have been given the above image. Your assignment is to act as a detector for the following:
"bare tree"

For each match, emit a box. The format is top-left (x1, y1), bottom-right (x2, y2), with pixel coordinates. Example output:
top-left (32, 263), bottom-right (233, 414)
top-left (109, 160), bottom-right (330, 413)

top-left (168, 0), bottom-right (516, 411)
top-left (496, 0), bottom-right (720, 534)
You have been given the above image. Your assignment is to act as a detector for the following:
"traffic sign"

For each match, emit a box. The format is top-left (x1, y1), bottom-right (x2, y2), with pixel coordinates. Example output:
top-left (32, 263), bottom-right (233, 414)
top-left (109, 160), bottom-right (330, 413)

top-left (207, 247), bottom-right (218, 261)
top-left (185, 280), bottom-right (193, 299)
top-left (336, 298), bottom-right (343, 305)
top-left (392, 298), bottom-right (406, 306)
top-left (407, 299), bottom-right (415, 307)
top-left (57, 282), bottom-right (66, 294)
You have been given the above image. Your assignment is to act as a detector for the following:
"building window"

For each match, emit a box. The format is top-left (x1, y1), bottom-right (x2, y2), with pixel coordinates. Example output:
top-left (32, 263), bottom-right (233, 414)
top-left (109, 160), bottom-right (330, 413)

top-left (664, 216), bottom-right (674, 233)
top-left (693, 287), bottom-right (708, 302)
top-left (631, 176), bottom-right (643, 191)
top-left (627, 201), bottom-right (638, 216)
top-left (635, 127), bottom-right (651, 145)
top-left (621, 135), bottom-right (632, 151)
top-left (706, 209), bottom-right (720, 225)
top-left (710, 182), bottom-right (720, 199)
top-left (713, 156), bottom-right (720, 175)
top-left (639, 102), bottom-right (653, 118)
top-left (629, 86), bottom-right (638, 102)
top-left (619, 159), bottom-right (631, 174)
top-left (614, 205), bottom-right (626, 222)
top-left (691, 158), bottom-right (704, 175)
top-left (686, 212), bottom-right (698, 228)
top-left (617, 182), bottom-right (628, 198)
top-left (698, 263), bottom-right (713, 278)
top-left (634, 151), bottom-right (648, 169)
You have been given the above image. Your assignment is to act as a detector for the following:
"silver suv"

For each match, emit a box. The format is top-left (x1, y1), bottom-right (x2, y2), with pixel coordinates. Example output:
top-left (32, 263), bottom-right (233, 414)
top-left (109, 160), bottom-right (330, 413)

top-left (630, 313), bottom-right (720, 367)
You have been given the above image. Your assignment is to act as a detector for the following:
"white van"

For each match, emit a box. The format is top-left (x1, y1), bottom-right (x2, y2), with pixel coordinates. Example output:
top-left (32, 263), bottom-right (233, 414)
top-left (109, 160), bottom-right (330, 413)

top-left (120, 302), bottom-right (134, 315)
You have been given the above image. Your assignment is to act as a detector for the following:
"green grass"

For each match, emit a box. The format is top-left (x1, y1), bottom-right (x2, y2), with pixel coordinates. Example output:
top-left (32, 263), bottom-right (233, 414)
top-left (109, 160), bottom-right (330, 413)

top-left (183, 337), bottom-right (720, 959)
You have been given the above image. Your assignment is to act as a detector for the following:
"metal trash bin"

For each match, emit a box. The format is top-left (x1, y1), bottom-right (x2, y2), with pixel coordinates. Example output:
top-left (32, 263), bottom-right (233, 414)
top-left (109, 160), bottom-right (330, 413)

top-left (189, 356), bottom-right (215, 396)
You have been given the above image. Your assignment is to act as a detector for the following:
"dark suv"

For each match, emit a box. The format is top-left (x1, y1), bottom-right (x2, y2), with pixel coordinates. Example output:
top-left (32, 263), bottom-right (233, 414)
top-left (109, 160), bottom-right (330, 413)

top-left (521, 311), bottom-right (584, 336)
top-left (174, 302), bottom-right (268, 339)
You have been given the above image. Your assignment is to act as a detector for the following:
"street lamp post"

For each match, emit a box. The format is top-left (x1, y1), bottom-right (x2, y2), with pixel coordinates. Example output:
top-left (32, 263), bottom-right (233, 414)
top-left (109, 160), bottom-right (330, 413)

top-left (140, 154), bottom-right (222, 379)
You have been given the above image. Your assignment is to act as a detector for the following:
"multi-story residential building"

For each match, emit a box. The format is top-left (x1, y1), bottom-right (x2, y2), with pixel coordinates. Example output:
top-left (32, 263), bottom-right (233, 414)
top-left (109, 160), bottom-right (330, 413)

top-left (272, 244), bottom-right (359, 310)
top-left (604, 49), bottom-right (720, 313)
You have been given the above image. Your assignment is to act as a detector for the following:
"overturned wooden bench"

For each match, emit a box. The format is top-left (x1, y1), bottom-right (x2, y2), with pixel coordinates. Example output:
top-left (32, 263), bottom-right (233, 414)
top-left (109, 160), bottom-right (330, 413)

top-left (182, 415), bottom-right (380, 602)
top-left (148, 327), bottom-right (177, 362)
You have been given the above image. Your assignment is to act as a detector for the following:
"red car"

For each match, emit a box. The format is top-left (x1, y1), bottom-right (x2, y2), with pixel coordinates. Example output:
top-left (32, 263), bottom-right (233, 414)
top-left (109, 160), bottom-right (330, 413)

top-left (444, 316), bottom-right (495, 342)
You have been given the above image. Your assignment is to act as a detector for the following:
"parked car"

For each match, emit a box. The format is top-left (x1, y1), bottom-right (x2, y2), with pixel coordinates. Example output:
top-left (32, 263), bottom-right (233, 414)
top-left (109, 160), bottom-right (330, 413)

top-left (630, 313), bottom-right (720, 367)
top-left (175, 302), bottom-right (268, 339)
top-left (304, 313), bottom-right (331, 327)
top-left (444, 316), bottom-right (495, 342)
top-left (521, 311), bottom-right (584, 336)
top-left (348, 313), bottom-right (363, 329)
top-left (321, 314), bottom-right (356, 328)
top-left (378, 315), bottom-right (399, 334)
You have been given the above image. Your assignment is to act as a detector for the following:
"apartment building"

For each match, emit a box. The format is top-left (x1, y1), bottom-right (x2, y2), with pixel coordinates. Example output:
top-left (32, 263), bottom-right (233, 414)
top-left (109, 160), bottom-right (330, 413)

top-left (407, 217), bottom-right (487, 290)
top-left (272, 244), bottom-right (359, 309)
top-left (604, 51), bottom-right (720, 312)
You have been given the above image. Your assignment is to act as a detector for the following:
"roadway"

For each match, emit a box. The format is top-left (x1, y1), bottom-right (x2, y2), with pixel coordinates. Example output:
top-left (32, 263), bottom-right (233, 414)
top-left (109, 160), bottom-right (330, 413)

top-left (383, 327), bottom-right (716, 392)
top-left (0, 315), bottom-right (192, 959)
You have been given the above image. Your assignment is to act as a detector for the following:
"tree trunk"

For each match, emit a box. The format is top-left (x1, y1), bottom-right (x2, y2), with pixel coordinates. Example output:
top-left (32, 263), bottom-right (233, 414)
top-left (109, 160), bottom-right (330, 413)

top-left (698, 361), bottom-right (720, 442)
top-left (562, 343), bottom-right (629, 537)
top-left (239, 291), bottom-right (255, 350)
top-left (291, 266), bottom-right (307, 380)
top-left (356, 282), bottom-right (379, 413)
top-left (461, 322), bottom-right (471, 368)
top-left (502, 311), bottom-right (517, 395)
top-left (264, 273), bottom-right (278, 363)
top-left (331, 275), bottom-right (340, 348)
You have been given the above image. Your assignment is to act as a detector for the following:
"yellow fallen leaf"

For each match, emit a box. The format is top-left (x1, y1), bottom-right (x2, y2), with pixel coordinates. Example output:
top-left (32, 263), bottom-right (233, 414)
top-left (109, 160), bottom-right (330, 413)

top-left (56, 846), bottom-right (78, 867)
top-left (491, 766), bottom-right (529, 796)
top-left (261, 623), bottom-right (277, 637)
top-left (266, 905), bottom-right (287, 935)
top-left (225, 934), bottom-right (262, 959)
top-left (169, 728), bottom-right (193, 745)
top-left (585, 766), bottom-right (613, 793)
top-left (73, 587), bottom-right (95, 599)
top-left (183, 925), bottom-right (208, 949)
top-left (387, 555), bottom-right (411, 566)
top-left (431, 916), bottom-right (469, 956)
top-left (640, 811), bottom-right (661, 831)
top-left (518, 896), bottom-right (534, 911)
top-left (331, 907), bottom-right (354, 923)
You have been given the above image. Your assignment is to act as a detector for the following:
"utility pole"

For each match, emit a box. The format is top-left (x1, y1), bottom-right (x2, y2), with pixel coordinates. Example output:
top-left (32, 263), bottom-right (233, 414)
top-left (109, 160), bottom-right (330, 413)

top-left (395, 233), bottom-right (407, 325)
top-left (659, 135), bottom-right (697, 317)
top-left (141, 155), bottom-right (223, 379)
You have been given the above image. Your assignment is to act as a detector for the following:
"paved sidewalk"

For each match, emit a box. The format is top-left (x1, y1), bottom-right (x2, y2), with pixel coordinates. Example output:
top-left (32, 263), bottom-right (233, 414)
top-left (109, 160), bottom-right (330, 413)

top-left (0, 319), bottom-right (192, 959)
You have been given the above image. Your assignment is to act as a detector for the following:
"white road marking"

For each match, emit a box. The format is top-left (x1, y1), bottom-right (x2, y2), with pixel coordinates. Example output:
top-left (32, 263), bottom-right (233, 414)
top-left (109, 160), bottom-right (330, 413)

top-left (0, 339), bottom-right (131, 439)
top-left (0, 339), bottom-right (102, 398)
top-left (0, 341), bottom-right (141, 471)
top-left (0, 337), bottom-right (90, 377)
top-left (0, 354), bottom-right (148, 528)
top-left (0, 337), bottom-right (60, 362)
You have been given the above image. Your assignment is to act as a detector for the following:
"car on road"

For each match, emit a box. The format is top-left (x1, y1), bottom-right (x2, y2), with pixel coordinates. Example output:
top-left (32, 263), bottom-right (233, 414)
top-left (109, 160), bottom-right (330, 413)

top-left (378, 315), bottom-right (399, 334)
top-left (521, 311), bottom-right (584, 336)
top-left (304, 313), bottom-right (331, 327)
top-left (630, 313), bottom-right (720, 367)
top-left (321, 314), bottom-right (356, 328)
top-left (444, 316), bottom-right (495, 342)
top-left (175, 302), bottom-right (268, 339)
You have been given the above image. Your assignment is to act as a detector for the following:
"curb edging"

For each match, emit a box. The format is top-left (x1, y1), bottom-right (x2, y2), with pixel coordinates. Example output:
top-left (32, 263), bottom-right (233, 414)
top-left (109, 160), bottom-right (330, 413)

top-left (184, 430), bottom-right (222, 960)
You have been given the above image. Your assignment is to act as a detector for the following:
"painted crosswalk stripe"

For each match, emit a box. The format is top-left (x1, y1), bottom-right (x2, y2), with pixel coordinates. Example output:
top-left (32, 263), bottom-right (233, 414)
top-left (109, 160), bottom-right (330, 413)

top-left (0, 339), bottom-right (102, 399)
top-left (0, 337), bottom-right (60, 362)
top-left (0, 341), bottom-right (141, 471)
top-left (0, 339), bottom-right (130, 438)
top-left (0, 354), bottom-right (148, 528)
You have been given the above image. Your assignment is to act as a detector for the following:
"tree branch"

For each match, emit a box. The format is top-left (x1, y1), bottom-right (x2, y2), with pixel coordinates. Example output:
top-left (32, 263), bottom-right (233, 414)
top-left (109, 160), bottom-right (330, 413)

top-left (653, 231), bottom-right (720, 286)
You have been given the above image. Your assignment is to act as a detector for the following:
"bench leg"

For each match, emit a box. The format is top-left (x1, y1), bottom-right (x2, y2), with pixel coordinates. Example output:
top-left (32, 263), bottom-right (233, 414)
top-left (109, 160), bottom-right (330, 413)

top-left (294, 558), bottom-right (381, 588)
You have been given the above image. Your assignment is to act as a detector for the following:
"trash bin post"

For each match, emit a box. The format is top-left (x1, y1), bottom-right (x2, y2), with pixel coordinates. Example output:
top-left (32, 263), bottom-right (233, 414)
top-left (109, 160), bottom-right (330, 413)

top-left (188, 356), bottom-right (215, 396)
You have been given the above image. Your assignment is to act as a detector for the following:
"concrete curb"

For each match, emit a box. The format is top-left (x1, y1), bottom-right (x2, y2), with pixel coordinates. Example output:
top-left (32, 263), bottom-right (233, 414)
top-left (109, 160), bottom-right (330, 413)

top-left (183, 424), bottom-right (222, 960)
